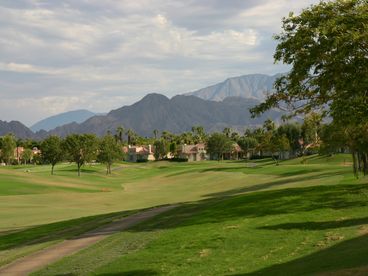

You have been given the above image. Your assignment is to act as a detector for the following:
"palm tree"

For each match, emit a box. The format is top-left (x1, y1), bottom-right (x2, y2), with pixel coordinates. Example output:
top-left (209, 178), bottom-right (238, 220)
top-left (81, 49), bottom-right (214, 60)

top-left (161, 131), bottom-right (174, 144)
top-left (116, 126), bottom-right (125, 144)
top-left (231, 132), bottom-right (240, 142)
top-left (126, 129), bottom-right (135, 145)
top-left (223, 127), bottom-right (231, 138)
top-left (192, 125), bottom-right (206, 143)
top-left (153, 129), bottom-right (159, 140)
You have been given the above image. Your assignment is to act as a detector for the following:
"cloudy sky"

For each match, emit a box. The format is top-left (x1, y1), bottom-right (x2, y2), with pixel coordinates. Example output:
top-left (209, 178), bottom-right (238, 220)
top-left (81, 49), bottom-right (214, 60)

top-left (0, 0), bottom-right (319, 126)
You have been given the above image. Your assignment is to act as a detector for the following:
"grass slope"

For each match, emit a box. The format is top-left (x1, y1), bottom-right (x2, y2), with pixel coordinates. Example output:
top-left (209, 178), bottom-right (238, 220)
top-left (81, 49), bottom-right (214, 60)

top-left (35, 183), bottom-right (368, 275)
top-left (1, 154), bottom-right (367, 274)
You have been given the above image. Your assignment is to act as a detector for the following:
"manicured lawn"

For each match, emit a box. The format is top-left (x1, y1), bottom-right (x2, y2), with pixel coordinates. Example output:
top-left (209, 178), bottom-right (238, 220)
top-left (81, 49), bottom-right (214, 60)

top-left (1, 154), bottom-right (368, 274)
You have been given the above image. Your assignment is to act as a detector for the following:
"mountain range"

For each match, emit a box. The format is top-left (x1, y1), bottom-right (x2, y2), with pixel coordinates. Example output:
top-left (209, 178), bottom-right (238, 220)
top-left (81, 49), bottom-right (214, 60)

top-left (0, 73), bottom-right (283, 139)
top-left (185, 73), bottom-right (280, 101)
top-left (30, 110), bottom-right (96, 132)
top-left (44, 94), bottom-right (283, 138)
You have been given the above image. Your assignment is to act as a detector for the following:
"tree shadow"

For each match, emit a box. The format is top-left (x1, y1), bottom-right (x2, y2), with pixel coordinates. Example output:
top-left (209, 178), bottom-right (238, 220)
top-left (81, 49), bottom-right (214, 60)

top-left (0, 210), bottom-right (135, 251)
top-left (203, 171), bottom-right (346, 199)
top-left (128, 184), bottom-right (368, 232)
top-left (236, 234), bottom-right (368, 275)
top-left (98, 270), bottom-right (158, 276)
top-left (259, 216), bottom-right (368, 231)
top-left (1, 168), bottom-right (366, 271)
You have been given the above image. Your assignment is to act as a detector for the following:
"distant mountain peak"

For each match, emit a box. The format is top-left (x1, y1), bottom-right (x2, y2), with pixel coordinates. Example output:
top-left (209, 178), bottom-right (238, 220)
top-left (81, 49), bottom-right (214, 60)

top-left (0, 120), bottom-right (35, 139)
top-left (30, 109), bottom-right (96, 132)
top-left (185, 73), bottom-right (283, 102)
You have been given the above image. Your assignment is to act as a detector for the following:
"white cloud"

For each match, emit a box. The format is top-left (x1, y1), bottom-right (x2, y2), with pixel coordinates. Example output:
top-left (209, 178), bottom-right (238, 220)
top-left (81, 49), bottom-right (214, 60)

top-left (0, 0), bottom-right (320, 125)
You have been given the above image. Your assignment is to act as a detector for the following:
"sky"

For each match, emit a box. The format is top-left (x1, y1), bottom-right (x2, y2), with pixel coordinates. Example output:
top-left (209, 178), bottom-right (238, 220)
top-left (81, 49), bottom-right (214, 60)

top-left (0, 0), bottom-right (320, 126)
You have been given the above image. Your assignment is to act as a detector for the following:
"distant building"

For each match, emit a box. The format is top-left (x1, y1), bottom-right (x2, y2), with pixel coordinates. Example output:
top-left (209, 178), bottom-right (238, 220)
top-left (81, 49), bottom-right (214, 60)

top-left (178, 143), bottom-right (207, 162)
top-left (127, 145), bottom-right (155, 162)
top-left (14, 147), bottom-right (24, 163)
top-left (223, 143), bottom-right (243, 160)
top-left (210, 143), bottom-right (243, 160)
top-left (32, 147), bottom-right (41, 156)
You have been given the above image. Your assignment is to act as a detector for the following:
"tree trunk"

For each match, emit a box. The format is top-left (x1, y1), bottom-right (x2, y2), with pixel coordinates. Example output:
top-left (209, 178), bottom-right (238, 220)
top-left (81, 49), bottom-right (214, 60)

top-left (51, 164), bottom-right (54, 175)
top-left (78, 163), bottom-right (81, 177)
top-left (362, 152), bottom-right (368, 176)
top-left (352, 152), bottom-right (359, 178)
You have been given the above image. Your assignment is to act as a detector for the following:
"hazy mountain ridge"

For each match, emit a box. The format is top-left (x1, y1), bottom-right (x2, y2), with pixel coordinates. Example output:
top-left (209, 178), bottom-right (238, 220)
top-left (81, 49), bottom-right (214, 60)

top-left (0, 120), bottom-right (36, 139)
top-left (185, 73), bottom-right (282, 101)
top-left (0, 73), bottom-right (284, 139)
top-left (30, 110), bottom-right (96, 132)
top-left (45, 94), bottom-right (283, 137)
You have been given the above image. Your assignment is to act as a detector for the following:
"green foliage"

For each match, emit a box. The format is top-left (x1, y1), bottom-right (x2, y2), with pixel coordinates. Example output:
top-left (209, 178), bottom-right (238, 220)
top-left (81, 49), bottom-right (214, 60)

top-left (0, 134), bottom-right (16, 165)
top-left (238, 136), bottom-right (258, 158)
top-left (178, 132), bottom-right (194, 145)
top-left (301, 112), bottom-right (322, 149)
top-left (319, 123), bottom-right (348, 154)
top-left (115, 126), bottom-right (125, 144)
top-left (40, 136), bottom-right (63, 175)
top-left (277, 123), bottom-right (302, 153)
top-left (153, 129), bottom-right (159, 140)
top-left (63, 134), bottom-right (99, 176)
top-left (169, 142), bottom-right (177, 157)
top-left (153, 139), bottom-right (167, 160)
top-left (191, 125), bottom-right (207, 143)
top-left (125, 129), bottom-right (137, 145)
top-left (98, 134), bottom-right (123, 174)
top-left (252, 0), bottom-right (368, 122)
top-left (222, 127), bottom-right (231, 138)
top-left (207, 133), bottom-right (233, 160)
top-left (250, 0), bottom-right (368, 172)
top-left (21, 148), bottom-right (33, 165)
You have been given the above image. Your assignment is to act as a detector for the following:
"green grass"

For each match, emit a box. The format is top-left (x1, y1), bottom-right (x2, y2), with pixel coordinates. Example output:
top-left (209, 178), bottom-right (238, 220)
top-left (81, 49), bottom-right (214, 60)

top-left (0, 210), bottom-right (136, 267)
top-left (1, 154), bottom-right (368, 274)
top-left (35, 183), bottom-right (368, 275)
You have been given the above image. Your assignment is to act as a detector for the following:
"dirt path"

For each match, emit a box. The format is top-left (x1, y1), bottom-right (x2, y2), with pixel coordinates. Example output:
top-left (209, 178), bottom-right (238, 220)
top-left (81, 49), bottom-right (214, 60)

top-left (0, 205), bottom-right (176, 276)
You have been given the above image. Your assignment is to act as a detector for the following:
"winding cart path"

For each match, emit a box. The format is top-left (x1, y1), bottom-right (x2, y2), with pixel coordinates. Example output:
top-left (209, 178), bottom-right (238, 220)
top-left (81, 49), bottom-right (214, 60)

top-left (0, 205), bottom-right (176, 276)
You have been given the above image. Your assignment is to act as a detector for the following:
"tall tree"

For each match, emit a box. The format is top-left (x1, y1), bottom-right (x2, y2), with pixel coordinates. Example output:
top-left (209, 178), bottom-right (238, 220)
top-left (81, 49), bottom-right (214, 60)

top-left (116, 126), bottom-right (125, 144)
top-left (223, 127), bottom-right (231, 138)
top-left (300, 112), bottom-right (322, 154)
top-left (250, 0), bottom-right (368, 174)
top-left (179, 132), bottom-right (194, 145)
top-left (238, 136), bottom-right (258, 160)
top-left (98, 134), bottom-right (123, 175)
top-left (161, 130), bottom-right (174, 143)
top-left (153, 139), bottom-right (166, 161)
top-left (153, 129), bottom-right (159, 140)
top-left (207, 133), bottom-right (233, 161)
top-left (277, 123), bottom-right (302, 156)
top-left (191, 125), bottom-right (206, 143)
top-left (1, 134), bottom-right (16, 165)
top-left (126, 129), bottom-right (137, 145)
top-left (22, 148), bottom-right (33, 165)
top-left (41, 135), bottom-right (64, 175)
top-left (63, 134), bottom-right (98, 176)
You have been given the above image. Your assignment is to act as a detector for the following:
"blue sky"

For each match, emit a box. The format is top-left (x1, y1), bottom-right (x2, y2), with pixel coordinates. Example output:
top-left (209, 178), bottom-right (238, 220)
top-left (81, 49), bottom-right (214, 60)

top-left (0, 0), bottom-right (319, 126)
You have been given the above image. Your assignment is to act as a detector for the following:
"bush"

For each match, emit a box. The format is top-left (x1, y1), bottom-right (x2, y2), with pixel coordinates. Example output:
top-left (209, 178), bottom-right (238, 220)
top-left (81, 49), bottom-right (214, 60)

top-left (136, 159), bottom-right (148, 163)
top-left (169, 157), bottom-right (188, 162)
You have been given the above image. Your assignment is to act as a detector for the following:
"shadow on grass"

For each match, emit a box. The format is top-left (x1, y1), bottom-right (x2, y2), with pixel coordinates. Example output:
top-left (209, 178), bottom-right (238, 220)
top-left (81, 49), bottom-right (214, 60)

top-left (58, 167), bottom-right (100, 174)
top-left (0, 210), bottom-right (134, 251)
top-left (259, 216), bottom-right (368, 231)
top-left (129, 184), bottom-right (368, 232)
top-left (203, 171), bottom-right (346, 199)
top-left (237, 234), bottom-right (368, 276)
top-left (3, 179), bottom-right (366, 254)
top-left (98, 270), bottom-right (158, 275)
top-left (198, 163), bottom-right (340, 177)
